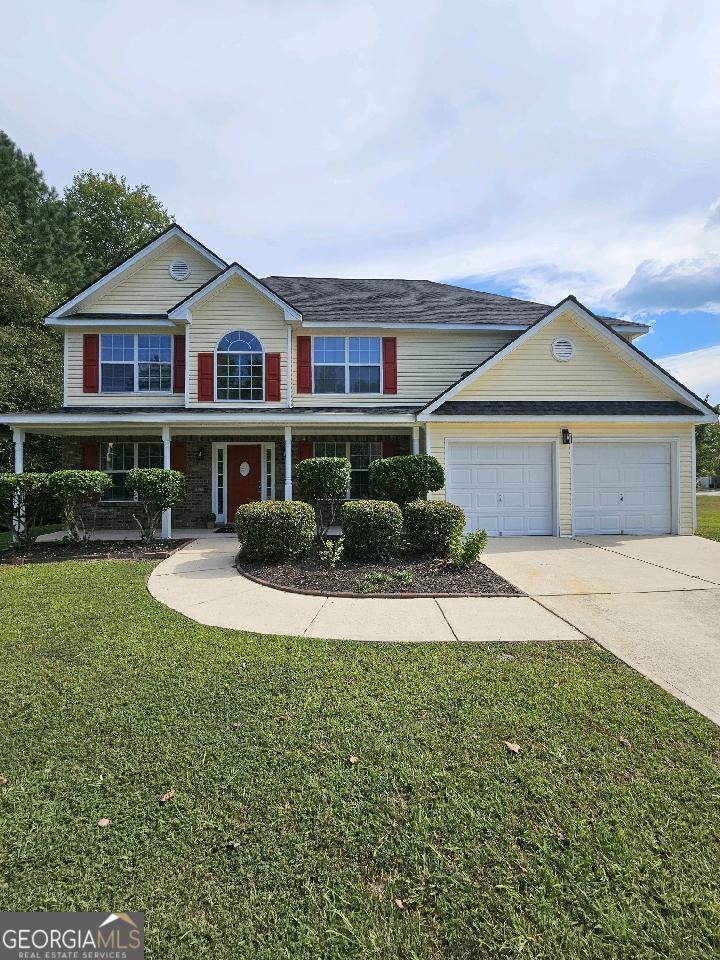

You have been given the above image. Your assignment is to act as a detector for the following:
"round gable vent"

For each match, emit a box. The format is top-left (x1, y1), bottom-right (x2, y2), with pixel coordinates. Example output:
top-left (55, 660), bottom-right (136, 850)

top-left (551, 337), bottom-right (575, 362)
top-left (168, 259), bottom-right (191, 281)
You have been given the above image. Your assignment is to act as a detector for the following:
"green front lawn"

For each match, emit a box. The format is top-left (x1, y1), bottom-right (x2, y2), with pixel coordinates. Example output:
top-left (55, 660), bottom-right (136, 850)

top-left (697, 494), bottom-right (720, 541)
top-left (0, 562), bottom-right (718, 959)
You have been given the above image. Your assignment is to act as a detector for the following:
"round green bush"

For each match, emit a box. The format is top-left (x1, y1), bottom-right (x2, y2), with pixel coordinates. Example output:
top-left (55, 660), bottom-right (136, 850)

top-left (403, 500), bottom-right (466, 556)
top-left (295, 457), bottom-right (351, 501)
top-left (235, 500), bottom-right (315, 560)
top-left (368, 455), bottom-right (444, 506)
top-left (341, 499), bottom-right (402, 560)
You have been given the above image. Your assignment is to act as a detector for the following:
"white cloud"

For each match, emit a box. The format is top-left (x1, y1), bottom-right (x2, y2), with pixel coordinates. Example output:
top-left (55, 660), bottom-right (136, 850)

top-left (657, 345), bottom-right (720, 404)
top-left (2, 0), bottom-right (720, 316)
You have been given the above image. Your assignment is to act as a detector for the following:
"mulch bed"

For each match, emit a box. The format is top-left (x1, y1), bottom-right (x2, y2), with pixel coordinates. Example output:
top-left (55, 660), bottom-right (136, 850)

top-left (238, 552), bottom-right (523, 598)
top-left (0, 539), bottom-right (191, 565)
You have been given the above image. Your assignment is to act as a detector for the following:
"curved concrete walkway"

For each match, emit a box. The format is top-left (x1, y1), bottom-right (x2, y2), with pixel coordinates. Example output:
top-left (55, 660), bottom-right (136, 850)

top-left (147, 535), bottom-right (581, 643)
top-left (147, 533), bottom-right (720, 725)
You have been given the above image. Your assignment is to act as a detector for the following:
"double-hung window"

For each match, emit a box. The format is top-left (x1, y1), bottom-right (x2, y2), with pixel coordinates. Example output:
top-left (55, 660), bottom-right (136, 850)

top-left (312, 337), bottom-right (381, 394)
top-left (100, 334), bottom-right (172, 393)
top-left (313, 440), bottom-right (383, 498)
top-left (99, 441), bottom-right (164, 501)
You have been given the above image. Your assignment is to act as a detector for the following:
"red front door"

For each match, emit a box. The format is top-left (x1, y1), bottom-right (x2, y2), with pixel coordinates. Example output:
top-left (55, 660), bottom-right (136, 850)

top-left (226, 444), bottom-right (262, 522)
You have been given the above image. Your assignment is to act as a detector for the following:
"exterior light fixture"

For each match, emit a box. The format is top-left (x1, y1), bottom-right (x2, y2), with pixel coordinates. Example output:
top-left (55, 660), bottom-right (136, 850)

top-left (196, 446), bottom-right (205, 462)
top-left (561, 428), bottom-right (573, 445)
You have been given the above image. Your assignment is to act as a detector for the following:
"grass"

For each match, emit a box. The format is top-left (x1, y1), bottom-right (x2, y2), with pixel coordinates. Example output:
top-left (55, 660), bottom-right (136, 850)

top-left (0, 561), bottom-right (718, 959)
top-left (697, 494), bottom-right (720, 541)
top-left (0, 523), bottom-right (61, 550)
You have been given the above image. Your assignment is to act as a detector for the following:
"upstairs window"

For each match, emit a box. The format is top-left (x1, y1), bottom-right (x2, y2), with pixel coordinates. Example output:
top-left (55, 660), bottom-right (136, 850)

top-left (100, 334), bottom-right (172, 393)
top-left (312, 336), bottom-right (382, 394)
top-left (216, 330), bottom-right (263, 401)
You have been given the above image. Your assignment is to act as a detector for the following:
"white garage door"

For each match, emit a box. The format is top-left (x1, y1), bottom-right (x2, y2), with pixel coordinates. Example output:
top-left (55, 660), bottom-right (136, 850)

top-left (446, 442), bottom-right (554, 536)
top-left (573, 443), bottom-right (672, 535)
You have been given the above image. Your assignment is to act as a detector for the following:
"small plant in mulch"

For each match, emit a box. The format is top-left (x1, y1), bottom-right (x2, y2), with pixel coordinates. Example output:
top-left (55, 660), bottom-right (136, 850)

top-left (446, 529), bottom-right (488, 569)
top-left (318, 536), bottom-right (344, 569)
top-left (356, 568), bottom-right (414, 593)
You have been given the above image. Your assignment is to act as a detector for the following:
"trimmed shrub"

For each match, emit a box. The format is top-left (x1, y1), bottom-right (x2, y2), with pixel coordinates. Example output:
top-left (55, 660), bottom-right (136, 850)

top-left (404, 500), bottom-right (466, 556)
top-left (341, 499), bottom-right (402, 560)
top-left (126, 468), bottom-right (186, 542)
top-left (449, 530), bottom-right (488, 569)
top-left (0, 473), bottom-right (54, 546)
top-left (295, 457), bottom-right (351, 539)
top-left (236, 500), bottom-right (314, 560)
top-left (368, 455), bottom-right (444, 507)
top-left (48, 470), bottom-right (111, 542)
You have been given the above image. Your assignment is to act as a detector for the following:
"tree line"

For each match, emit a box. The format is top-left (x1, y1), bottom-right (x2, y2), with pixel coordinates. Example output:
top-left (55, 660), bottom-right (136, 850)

top-left (0, 130), bottom-right (172, 469)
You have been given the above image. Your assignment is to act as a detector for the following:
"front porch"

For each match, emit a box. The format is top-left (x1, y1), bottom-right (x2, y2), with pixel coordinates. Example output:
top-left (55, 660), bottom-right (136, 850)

top-left (18, 424), bottom-right (422, 537)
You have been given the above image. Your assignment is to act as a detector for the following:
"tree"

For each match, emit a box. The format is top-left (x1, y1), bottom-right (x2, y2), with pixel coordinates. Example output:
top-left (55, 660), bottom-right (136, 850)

top-left (126, 468), bottom-right (186, 542)
top-left (65, 171), bottom-right (172, 281)
top-left (295, 456), bottom-right (351, 539)
top-left (0, 131), bottom-right (84, 307)
top-left (696, 402), bottom-right (720, 478)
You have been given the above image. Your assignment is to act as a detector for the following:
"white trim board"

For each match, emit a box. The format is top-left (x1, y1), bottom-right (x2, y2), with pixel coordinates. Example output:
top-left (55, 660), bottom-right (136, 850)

top-left (46, 225), bottom-right (227, 321)
top-left (417, 297), bottom-right (715, 420)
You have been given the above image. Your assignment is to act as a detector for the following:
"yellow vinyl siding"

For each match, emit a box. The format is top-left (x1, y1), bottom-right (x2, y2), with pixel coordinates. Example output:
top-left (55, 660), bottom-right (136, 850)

top-left (427, 421), bottom-right (694, 536)
top-left (76, 237), bottom-right (221, 314)
top-left (65, 327), bottom-right (184, 408)
top-left (453, 310), bottom-right (676, 401)
top-left (291, 329), bottom-right (512, 405)
top-left (187, 275), bottom-right (287, 406)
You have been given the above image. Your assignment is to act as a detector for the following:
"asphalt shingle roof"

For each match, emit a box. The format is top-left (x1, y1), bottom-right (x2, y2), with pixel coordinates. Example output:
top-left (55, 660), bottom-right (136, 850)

top-left (432, 401), bottom-right (699, 417)
top-left (261, 277), bottom-right (637, 328)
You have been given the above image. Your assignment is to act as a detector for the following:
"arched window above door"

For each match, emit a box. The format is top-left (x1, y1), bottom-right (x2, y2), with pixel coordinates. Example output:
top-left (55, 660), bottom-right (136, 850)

top-left (216, 330), bottom-right (263, 401)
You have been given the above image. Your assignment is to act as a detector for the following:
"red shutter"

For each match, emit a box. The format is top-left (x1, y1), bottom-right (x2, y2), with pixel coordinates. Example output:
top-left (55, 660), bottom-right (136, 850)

top-left (170, 441), bottom-right (187, 472)
top-left (297, 336), bottom-right (312, 393)
top-left (382, 441), bottom-right (399, 458)
top-left (382, 337), bottom-right (397, 394)
top-left (297, 441), bottom-right (314, 461)
top-left (265, 352), bottom-right (281, 401)
top-left (83, 334), bottom-right (99, 394)
top-left (173, 335), bottom-right (186, 394)
top-left (80, 442), bottom-right (99, 469)
top-left (197, 352), bottom-right (214, 401)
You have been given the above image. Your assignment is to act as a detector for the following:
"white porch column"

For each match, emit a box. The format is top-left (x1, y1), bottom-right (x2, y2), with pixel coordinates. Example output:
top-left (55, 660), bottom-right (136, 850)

top-left (13, 428), bottom-right (25, 473)
top-left (161, 425), bottom-right (172, 539)
top-left (12, 428), bottom-right (25, 543)
top-left (412, 426), bottom-right (420, 455)
top-left (284, 425), bottom-right (293, 500)
top-left (424, 424), bottom-right (432, 455)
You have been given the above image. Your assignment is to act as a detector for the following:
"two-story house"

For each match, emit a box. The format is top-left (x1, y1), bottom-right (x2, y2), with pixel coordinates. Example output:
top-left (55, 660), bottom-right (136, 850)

top-left (2, 224), bottom-right (716, 538)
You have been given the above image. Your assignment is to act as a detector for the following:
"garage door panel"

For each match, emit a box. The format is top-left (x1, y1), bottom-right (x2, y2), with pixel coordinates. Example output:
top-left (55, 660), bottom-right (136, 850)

top-left (573, 443), bottom-right (671, 536)
top-left (447, 442), bottom-right (554, 537)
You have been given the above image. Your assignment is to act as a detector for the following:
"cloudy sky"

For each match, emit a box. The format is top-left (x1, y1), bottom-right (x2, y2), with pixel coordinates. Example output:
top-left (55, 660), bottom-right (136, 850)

top-left (2, 1), bottom-right (720, 400)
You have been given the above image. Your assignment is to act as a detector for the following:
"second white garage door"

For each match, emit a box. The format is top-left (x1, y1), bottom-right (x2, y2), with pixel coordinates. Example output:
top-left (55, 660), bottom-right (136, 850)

top-left (573, 443), bottom-right (672, 535)
top-left (446, 442), bottom-right (554, 536)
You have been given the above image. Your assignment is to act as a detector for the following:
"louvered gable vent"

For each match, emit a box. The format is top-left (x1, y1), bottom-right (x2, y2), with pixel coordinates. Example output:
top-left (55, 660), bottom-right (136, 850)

top-left (168, 259), bottom-right (191, 281)
top-left (551, 337), bottom-right (575, 362)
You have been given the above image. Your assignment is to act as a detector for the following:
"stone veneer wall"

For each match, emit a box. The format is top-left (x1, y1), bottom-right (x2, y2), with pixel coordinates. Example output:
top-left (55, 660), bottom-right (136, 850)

top-left (62, 433), bottom-right (411, 530)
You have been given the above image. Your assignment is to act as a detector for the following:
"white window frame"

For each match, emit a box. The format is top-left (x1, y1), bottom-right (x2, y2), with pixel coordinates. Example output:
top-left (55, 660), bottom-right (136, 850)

top-left (212, 441), bottom-right (275, 522)
top-left (214, 331), bottom-right (265, 404)
top-left (312, 440), bottom-right (383, 498)
top-left (99, 440), bottom-right (164, 502)
top-left (311, 336), bottom-right (383, 395)
top-left (99, 334), bottom-right (173, 395)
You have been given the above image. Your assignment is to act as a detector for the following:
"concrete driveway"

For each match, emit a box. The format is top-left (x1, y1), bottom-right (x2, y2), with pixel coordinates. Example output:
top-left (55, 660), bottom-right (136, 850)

top-left (482, 535), bottom-right (720, 725)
